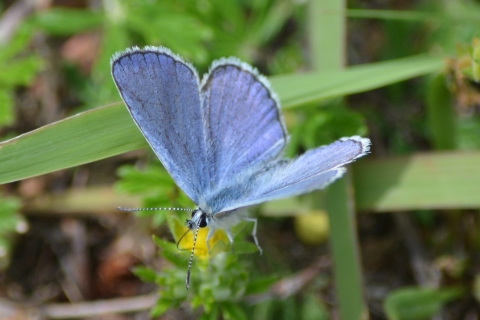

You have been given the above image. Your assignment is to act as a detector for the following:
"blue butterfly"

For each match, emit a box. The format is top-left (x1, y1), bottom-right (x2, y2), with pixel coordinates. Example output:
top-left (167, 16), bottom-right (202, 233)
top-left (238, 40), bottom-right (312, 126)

top-left (111, 46), bottom-right (370, 288)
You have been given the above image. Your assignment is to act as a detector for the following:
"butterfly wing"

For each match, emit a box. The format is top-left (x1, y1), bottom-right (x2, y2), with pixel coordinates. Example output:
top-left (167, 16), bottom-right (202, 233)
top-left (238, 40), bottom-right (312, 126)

top-left (200, 59), bottom-right (287, 196)
top-left (111, 47), bottom-right (209, 204)
top-left (112, 48), bottom-right (370, 213)
top-left (219, 136), bottom-right (370, 211)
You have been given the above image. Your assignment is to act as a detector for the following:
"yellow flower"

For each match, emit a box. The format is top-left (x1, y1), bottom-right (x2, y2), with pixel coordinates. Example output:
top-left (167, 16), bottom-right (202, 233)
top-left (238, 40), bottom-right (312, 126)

top-left (170, 215), bottom-right (229, 259)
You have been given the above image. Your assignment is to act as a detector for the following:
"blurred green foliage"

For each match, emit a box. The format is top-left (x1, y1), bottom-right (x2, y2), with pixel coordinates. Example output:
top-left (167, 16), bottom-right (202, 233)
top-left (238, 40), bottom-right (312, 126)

top-left (115, 164), bottom-right (192, 226)
top-left (285, 100), bottom-right (368, 157)
top-left (384, 287), bottom-right (464, 320)
top-left (29, 0), bottom-right (302, 111)
top-left (0, 195), bottom-right (25, 270)
top-left (0, 27), bottom-right (41, 128)
top-left (135, 233), bottom-right (268, 319)
top-left (0, 10), bottom-right (40, 274)
top-left (358, 2), bottom-right (480, 319)
top-left (116, 161), bottom-right (273, 319)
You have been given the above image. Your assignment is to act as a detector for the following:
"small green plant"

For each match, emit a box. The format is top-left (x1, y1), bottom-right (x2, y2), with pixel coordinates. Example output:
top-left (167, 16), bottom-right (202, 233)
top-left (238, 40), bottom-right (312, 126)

top-left (384, 287), bottom-right (464, 320)
top-left (0, 27), bottom-right (42, 129)
top-left (0, 195), bottom-right (26, 270)
top-left (116, 163), bottom-right (273, 318)
top-left (137, 231), bottom-right (266, 318)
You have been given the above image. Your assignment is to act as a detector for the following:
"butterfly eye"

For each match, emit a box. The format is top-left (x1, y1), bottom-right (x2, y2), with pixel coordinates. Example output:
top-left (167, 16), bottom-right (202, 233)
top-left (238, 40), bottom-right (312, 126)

top-left (199, 214), bottom-right (207, 228)
top-left (191, 209), bottom-right (207, 228)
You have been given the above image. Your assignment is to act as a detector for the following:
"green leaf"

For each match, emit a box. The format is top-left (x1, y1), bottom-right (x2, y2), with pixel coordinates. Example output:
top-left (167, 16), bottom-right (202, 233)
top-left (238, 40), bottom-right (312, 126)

top-left (0, 26), bottom-right (32, 61)
top-left (300, 293), bottom-right (329, 320)
top-left (458, 115), bottom-right (480, 150)
top-left (199, 305), bottom-right (219, 320)
top-left (270, 54), bottom-right (444, 109)
top-left (132, 266), bottom-right (157, 283)
top-left (221, 301), bottom-right (247, 320)
top-left (0, 195), bottom-right (24, 270)
top-left (384, 287), bottom-right (463, 320)
top-left (152, 235), bottom-right (178, 254)
top-left (114, 164), bottom-right (193, 224)
top-left (250, 0), bottom-right (292, 46)
top-left (151, 299), bottom-right (171, 317)
top-left (426, 73), bottom-right (456, 150)
top-left (287, 101), bottom-right (367, 152)
top-left (115, 165), bottom-right (175, 194)
top-left (0, 198), bottom-right (21, 233)
top-left (0, 55), bottom-right (42, 87)
top-left (353, 152), bottom-right (480, 211)
top-left (0, 26), bottom-right (42, 129)
top-left (0, 90), bottom-right (13, 127)
top-left (162, 250), bottom-right (188, 268)
top-left (104, 1), bottom-right (212, 65)
top-left (230, 241), bottom-right (259, 255)
top-left (244, 275), bottom-right (278, 295)
top-left (166, 214), bottom-right (189, 244)
top-left (0, 104), bottom-right (146, 184)
top-left (152, 235), bottom-right (188, 267)
top-left (347, 9), bottom-right (440, 21)
top-left (326, 178), bottom-right (366, 320)
top-left (33, 8), bottom-right (104, 35)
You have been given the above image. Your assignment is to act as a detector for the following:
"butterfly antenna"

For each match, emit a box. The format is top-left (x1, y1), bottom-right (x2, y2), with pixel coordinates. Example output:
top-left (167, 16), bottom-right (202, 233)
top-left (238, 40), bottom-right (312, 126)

top-left (118, 207), bottom-right (194, 212)
top-left (176, 228), bottom-right (191, 251)
top-left (119, 207), bottom-right (193, 252)
top-left (185, 218), bottom-right (202, 290)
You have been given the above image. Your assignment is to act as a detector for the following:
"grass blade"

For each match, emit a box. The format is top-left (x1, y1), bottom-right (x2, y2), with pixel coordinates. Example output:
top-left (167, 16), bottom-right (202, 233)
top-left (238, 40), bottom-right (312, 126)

top-left (0, 104), bottom-right (146, 183)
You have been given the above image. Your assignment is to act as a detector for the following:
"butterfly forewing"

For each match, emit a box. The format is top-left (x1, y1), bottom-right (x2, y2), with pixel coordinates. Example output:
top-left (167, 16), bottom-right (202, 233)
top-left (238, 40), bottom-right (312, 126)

top-left (111, 48), bottom-right (209, 204)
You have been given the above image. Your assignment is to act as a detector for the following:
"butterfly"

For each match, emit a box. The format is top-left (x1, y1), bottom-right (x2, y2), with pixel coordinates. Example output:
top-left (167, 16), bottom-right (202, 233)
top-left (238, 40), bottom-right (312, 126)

top-left (111, 46), bottom-right (371, 288)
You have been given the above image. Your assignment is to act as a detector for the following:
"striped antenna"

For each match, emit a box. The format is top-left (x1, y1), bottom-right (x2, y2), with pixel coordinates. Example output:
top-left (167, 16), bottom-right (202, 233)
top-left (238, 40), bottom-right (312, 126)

top-left (117, 207), bottom-right (194, 212)
top-left (186, 217), bottom-right (202, 290)
top-left (118, 206), bottom-right (198, 289)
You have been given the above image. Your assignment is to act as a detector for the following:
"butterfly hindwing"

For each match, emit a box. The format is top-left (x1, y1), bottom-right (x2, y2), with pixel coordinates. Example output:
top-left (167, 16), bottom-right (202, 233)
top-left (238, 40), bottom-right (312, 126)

top-left (219, 136), bottom-right (370, 211)
top-left (200, 60), bottom-right (287, 194)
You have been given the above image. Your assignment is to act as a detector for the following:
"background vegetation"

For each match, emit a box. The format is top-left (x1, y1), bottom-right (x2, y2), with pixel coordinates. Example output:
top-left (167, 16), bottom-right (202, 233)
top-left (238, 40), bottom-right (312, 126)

top-left (0, 0), bottom-right (479, 319)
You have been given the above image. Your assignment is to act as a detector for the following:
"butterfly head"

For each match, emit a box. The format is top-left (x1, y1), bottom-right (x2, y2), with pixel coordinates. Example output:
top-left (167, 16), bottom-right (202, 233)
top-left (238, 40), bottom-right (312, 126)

top-left (186, 208), bottom-right (208, 230)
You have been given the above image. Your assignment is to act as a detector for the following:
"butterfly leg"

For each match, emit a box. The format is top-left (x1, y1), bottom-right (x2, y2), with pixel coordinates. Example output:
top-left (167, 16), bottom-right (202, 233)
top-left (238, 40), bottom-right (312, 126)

top-left (243, 218), bottom-right (263, 255)
top-left (226, 228), bottom-right (235, 253)
top-left (206, 228), bottom-right (213, 254)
